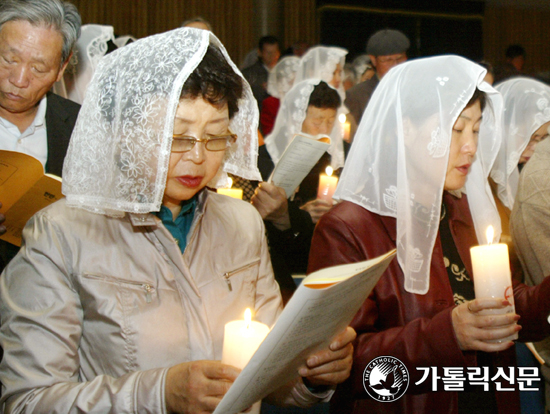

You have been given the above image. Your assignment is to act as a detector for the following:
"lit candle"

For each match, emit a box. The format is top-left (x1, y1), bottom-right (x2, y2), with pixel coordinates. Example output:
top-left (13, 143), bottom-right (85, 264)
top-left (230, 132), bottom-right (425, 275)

top-left (217, 177), bottom-right (243, 200)
top-left (470, 225), bottom-right (517, 341)
top-left (317, 166), bottom-right (338, 202)
top-left (339, 113), bottom-right (351, 143)
top-left (222, 309), bottom-right (269, 414)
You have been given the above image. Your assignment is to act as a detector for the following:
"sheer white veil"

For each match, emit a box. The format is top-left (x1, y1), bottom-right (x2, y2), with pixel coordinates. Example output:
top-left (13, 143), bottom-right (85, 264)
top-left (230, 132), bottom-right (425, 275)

top-left (66, 24), bottom-right (116, 104)
top-left (294, 46), bottom-right (348, 169)
top-left (265, 78), bottom-right (331, 165)
top-left (267, 56), bottom-right (300, 99)
top-left (335, 55), bottom-right (503, 294)
top-left (52, 25), bottom-right (115, 102)
top-left (62, 27), bottom-right (261, 216)
top-left (295, 46), bottom-right (347, 101)
top-left (491, 77), bottom-right (550, 209)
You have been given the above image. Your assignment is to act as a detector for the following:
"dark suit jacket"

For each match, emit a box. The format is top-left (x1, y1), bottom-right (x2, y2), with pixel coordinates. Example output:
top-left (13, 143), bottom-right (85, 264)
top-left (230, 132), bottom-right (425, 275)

top-left (44, 92), bottom-right (81, 176)
top-left (0, 92), bottom-right (80, 270)
top-left (242, 60), bottom-right (269, 112)
top-left (344, 76), bottom-right (379, 125)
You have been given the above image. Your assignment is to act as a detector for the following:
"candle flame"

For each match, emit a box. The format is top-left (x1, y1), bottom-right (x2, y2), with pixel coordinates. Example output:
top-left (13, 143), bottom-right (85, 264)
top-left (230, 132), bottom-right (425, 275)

top-left (244, 308), bottom-right (251, 329)
top-left (486, 225), bottom-right (494, 245)
top-left (325, 166), bottom-right (333, 176)
top-left (339, 113), bottom-right (346, 123)
top-left (226, 177), bottom-right (233, 189)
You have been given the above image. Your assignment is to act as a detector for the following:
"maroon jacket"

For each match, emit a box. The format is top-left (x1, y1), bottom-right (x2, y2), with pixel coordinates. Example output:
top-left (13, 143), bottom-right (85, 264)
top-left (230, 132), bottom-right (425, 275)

top-left (308, 193), bottom-right (550, 414)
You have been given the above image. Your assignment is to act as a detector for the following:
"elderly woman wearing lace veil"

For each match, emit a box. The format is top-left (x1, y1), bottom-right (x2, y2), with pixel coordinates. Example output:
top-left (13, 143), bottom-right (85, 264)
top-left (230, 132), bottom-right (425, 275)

top-left (294, 45), bottom-right (348, 170)
top-left (0, 28), bottom-right (354, 414)
top-left (308, 55), bottom-right (550, 414)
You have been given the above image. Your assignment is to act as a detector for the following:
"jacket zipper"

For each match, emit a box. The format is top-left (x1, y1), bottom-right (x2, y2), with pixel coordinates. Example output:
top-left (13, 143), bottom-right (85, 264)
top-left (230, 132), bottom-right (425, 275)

top-left (223, 259), bottom-right (261, 292)
top-left (82, 273), bottom-right (154, 303)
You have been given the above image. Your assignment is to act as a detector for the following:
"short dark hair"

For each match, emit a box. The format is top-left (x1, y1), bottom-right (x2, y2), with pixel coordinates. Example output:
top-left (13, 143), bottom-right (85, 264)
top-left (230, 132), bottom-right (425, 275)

top-left (308, 81), bottom-right (341, 110)
top-left (478, 60), bottom-right (494, 78)
top-left (505, 44), bottom-right (525, 59)
top-left (467, 88), bottom-right (487, 112)
top-left (181, 45), bottom-right (243, 119)
top-left (258, 35), bottom-right (279, 51)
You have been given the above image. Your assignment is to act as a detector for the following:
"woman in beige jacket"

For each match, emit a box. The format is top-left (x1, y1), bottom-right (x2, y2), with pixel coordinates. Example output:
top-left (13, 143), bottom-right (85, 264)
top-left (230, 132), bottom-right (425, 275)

top-left (0, 27), bottom-right (354, 413)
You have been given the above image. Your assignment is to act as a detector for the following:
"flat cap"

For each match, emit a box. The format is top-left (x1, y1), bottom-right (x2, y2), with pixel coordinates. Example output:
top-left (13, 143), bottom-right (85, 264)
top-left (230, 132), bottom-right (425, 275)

top-left (366, 29), bottom-right (410, 56)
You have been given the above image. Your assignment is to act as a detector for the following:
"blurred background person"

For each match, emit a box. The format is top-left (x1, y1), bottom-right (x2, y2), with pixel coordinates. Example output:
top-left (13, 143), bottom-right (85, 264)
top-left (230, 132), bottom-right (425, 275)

top-left (242, 35), bottom-right (281, 111)
top-left (294, 45), bottom-right (348, 170)
top-left (345, 29), bottom-right (409, 127)
top-left (494, 44), bottom-right (526, 84)
top-left (260, 55), bottom-right (300, 136)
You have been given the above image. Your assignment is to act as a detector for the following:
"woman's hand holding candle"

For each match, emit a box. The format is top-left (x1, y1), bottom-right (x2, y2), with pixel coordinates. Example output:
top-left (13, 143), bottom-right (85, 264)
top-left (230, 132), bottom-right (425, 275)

top-left (449, 225), bottom-right (521, 353)
top-left (164, 360), bottom-right (240, 414)
top-left (451, 299), bottom-right (520, 352)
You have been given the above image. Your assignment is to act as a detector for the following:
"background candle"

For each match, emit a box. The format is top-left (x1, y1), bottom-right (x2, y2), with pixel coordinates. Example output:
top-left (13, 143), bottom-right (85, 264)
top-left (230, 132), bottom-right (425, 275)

top-left (339, 113), bottom-right (351, 142)
top-left (222, 309), bottom-right (269, 414)
top-left (317, 166), bottom-right (338, 202)
top-left (217, 177), bottom-right (243, 200)
top-left (470, 226), bottom-right (517, 341)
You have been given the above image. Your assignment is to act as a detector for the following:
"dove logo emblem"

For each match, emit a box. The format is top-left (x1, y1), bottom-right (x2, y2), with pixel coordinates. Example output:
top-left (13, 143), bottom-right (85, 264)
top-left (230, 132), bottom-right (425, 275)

top-left (363, 356), bottom-right (409, 402)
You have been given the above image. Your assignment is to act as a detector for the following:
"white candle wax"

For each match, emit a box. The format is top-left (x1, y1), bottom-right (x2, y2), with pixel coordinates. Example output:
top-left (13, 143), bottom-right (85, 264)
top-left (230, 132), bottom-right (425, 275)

top-left (470, 242), bottom-right (517, 341)
top-left (317, 167), bottom-right (338, 202)
top-left (341, 121), bottom-right (351, 142)
top-left (222, 311), bottom-right (269, 414)
top-left (222, 319), bottom-right (269, 369)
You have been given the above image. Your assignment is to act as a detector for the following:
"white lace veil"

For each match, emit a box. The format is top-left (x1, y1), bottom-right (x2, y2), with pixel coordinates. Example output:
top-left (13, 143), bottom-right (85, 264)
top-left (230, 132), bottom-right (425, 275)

top-left (491, 77), bottom-right (550, 209)
top-left (65, 24), bottom-right (116, 104)
top-left (294, 46), bottom-right (348, 169)
top-left (267, 56), bottom-right (300, 99)
top-left (265, 78), bottom-right (329, 165)
top-left (62, 27), bottom-right (260, 216)
top-left (295, 46), bottom-right (347, 101)
top-left (335, 55), bottom-right (503, 294)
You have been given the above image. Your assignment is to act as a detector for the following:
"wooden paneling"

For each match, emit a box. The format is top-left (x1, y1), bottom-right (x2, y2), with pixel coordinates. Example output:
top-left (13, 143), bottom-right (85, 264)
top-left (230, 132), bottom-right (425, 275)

top-left (69, 0), bottom-right (255, 67)
top-left (283, 0), bottom-right (319, 49)
top-left (484, 4), bottom-right (550, 74)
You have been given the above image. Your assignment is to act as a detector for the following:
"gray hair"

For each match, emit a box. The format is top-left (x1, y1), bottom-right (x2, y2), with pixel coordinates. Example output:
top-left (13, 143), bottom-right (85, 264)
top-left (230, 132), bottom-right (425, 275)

top-left (0, 0), bottom-right (81, 64)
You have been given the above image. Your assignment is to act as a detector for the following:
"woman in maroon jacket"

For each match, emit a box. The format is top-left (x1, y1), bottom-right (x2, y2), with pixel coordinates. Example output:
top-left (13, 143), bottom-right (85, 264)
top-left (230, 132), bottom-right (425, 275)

top-left (308, 55), bottom-right (550, 414)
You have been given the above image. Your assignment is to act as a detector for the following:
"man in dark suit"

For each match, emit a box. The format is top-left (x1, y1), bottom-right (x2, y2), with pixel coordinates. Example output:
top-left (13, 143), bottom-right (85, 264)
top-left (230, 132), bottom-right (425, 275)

top-left (0, 0), bottom-right (82, 270)
top-left (242, 35), bottom-right (280, 111)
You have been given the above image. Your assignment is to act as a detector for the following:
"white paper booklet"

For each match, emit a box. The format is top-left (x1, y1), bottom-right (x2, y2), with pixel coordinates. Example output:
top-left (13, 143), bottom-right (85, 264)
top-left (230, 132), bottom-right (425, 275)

top-left (268, 133), bottom-right (331, 198)
top-left (213, 249), bottom-right (397, 414)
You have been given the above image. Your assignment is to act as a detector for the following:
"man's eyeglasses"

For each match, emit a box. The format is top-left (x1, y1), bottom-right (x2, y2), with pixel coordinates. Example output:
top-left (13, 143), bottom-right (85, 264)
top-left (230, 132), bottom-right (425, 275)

top-left (171, 133), bottom-right (237, 153)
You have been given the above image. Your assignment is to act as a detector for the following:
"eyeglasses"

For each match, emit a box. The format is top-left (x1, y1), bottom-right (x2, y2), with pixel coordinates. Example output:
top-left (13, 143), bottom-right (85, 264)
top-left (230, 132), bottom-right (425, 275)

top-left (171, 133), bottom-right (237, 153)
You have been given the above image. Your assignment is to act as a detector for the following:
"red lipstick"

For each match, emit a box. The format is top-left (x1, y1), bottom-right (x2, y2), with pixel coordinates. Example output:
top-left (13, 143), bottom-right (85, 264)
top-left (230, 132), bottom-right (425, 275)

top-left (175, 175), bottom-right (203, 188)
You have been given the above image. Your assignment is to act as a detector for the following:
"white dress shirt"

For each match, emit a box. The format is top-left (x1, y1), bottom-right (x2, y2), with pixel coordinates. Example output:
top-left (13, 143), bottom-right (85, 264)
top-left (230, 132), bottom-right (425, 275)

top-left (0, 96), bottom-right (48, 170)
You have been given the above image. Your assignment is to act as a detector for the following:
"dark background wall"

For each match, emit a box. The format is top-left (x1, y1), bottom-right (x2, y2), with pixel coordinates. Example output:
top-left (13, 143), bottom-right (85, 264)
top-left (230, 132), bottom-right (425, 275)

top-left (68, 0), bottom-right (550, 76)
top-left (317, 2), bottom-right (484, 62)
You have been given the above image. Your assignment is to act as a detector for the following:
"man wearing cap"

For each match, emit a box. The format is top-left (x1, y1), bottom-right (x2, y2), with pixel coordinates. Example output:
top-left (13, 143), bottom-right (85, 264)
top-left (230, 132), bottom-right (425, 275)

top-left (345, 29), bottom-right (410, 126)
